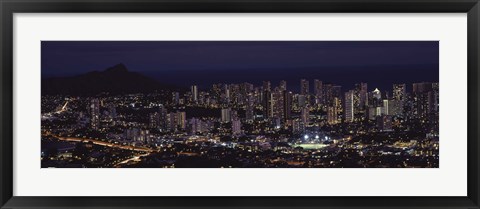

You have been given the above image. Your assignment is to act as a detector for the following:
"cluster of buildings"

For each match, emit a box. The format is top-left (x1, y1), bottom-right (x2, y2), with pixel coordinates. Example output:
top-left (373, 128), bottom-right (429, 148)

top-left (78, 79), bottom-right (440, 142)
top-left (41, 79), bottom-right (439, 168)
top-left (145, 80), bottom-right (438, 136)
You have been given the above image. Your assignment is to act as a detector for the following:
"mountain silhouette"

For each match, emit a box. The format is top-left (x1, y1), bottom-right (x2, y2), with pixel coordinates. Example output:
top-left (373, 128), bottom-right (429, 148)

top-left (42, 64), bottom-right (176, 95)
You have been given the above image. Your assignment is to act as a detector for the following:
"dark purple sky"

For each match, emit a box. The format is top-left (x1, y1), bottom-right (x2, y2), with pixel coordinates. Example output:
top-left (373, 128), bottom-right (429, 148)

top-left (41, 41), bottom-right (439, 91)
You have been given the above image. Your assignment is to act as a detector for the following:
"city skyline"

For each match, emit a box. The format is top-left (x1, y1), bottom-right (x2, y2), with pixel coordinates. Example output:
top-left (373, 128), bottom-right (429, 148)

top-left (41, 41), bottom-right (439, 168)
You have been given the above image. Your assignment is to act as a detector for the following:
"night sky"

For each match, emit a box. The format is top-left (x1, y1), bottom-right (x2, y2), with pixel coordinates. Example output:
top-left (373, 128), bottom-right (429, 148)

top-left (41, 41), bottom-right (439, 92)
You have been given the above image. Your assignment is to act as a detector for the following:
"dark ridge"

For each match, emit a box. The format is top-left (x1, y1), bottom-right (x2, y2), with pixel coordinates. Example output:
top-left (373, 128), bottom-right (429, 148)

top-left (42, 64), bottom-right (178, 96)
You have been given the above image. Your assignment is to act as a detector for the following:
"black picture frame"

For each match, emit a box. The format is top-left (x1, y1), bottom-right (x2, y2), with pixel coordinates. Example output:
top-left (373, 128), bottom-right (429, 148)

top-left (1, 0), bottom-right (479, 208)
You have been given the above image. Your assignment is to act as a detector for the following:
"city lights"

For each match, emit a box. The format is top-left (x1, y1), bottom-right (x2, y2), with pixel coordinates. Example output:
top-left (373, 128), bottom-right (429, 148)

top-left (41, 41), bottom-right (439, 168)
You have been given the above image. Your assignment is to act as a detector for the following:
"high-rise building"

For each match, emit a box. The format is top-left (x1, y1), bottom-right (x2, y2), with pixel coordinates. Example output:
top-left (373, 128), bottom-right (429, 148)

top-left (246, 93), bottom-right (255, 121)
top-left (167, 112), bottom-right (176, 131)
top-left (344, 90), bottom-right (355, 122)
top-left (188, 118), bottom-right (203, 134)
top-left (139, 129), bottom-right (150, 142)
top-left (149, 112), bottom-right (159, 129)
top-left (392, 84), bottom-right (406, 116)
top-left (333, 97), bottom-right (342, 118)
top-left (357, 82), bottom-right (368, 108)
top-left (387, 99), bottom-right (400, 116)
top-left (368, 88), bottom-right (382, 108)
top-left (263, 91), bottom-right (273, 118)
top-left (231, 110), bottom-right (239, 121)
top-left (124, 128), bottom-right (140, 141)
top-left (413, 82), bottom-right (435, 118)
top-left (382, 99), bottom-right (389, 115)
top-left (272, 88), bottom-right (285, 120)
top-left (301, 106), bottom-right (309, 125)
top-left (300, 79), bottom-right (309, 95)
top-left (393, 84), bottom-right (406, 101)
top-left (283, 91), bottom-right (293, 121)
top-left (149, 105), bottom-right (168, 131)
top-left (172, 92), bottom-right (180, 105)
top-left (314, 79), bottom-right (323, 106)
top-left (372, 88), bottom-right (381, 100)
top-left (90, 99), bottom-right (100, 130)
top-left (224, 84), bottom-right (230, 103)
top-left (124, 128), bottom-right (150, 142)
top-left (327, 106), bottom-right (337, 125)
top-left (432, 82), bottom-right (439, 112)
top-left (191, 85), bottom-right (198, 103)
top-left (298, 94), bottom-right (307, 108)
top-left (263, 81), bottom-right (271, 91)
top-left (322, 84), bottom-right (332, 105)
top-left (159, 105), bottom-right (168, 131)
top-left (232, 119), bottom-right (242, 135)
top-left (292, 119), bottom-right (305, 133)
top-left (279, 80), bottom-right (287, 91)
top-left (221, 108), bottom-right (231, 122)
top-left (176, 111), bottom-right (186, 130)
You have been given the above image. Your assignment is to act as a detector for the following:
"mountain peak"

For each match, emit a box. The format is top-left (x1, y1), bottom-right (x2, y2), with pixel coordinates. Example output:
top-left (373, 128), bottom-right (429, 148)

top-left (104, 63), bottom-right (128, 73)
top-left (42, 63), bottom-right (179, 95)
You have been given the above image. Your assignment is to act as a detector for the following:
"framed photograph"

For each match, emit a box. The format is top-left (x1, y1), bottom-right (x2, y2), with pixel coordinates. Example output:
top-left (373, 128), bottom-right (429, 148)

top-left (1, 0), bottom-right (479, 208)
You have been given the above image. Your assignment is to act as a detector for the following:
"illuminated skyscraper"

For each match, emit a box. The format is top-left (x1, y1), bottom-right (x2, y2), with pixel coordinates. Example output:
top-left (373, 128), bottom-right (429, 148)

top-left (322, 83), bottom-right (340, 106)
top-left (392, 84), bottom-right (406, 116)
top-left (279, 80), bottom-right (287, 91)
top-left (224, 84), bottom-right (230, 103)
top-left (272, 88), bottom-right (285, 120)
top-left (301, 106), bottom-right (309, 125)
top-left (413, 82), bottom-right (435, 118)
top-left (263, 91), bottom-right (273, 118)
top-left (150, 105), bottom-right (168, 131)
top-left (149, 112), bottom-right (159, 129)
top-left (372, 88), bottom-right (381, 100)
top-left (124, 128), bottom-right (140, 141)
top-left (167, 112), bottom-right (176, 131)
top-left (298, 94), bottom-right (307, 108)
top-left (327, 106), bottom-right (337, 125)
top-left (191, 85), bottom-right (198, 103)
top-left (393, 84), bottom-right (406, 101)
top-left (246, 93), bottom-right (255, 121)
top-left (139, 129), bottom-right (150, 142)
top-left (221, 108), bottom-right (231, 122)
top-left (333, 97), bottom-right (342, 117)
top-left (263, 81), bottom-right (271, 91)
top-left (188, 118), bottom-right (203, 134)
top-left (283, 91), bottom-right (293, 121)
top-left (292, 119), bottom-right (305, 133)
top-left (344, 90), bottom-right (354, 122)
top-left (176, 111), bottom-right (187, 130)
top-left (172, 92), bottom-right (180, 105)
top-left (232, 119), bottom-right (242, 135)
top-left (90, 99), bottom-right (100, 130)
top-left (382, 99), bottom-right (389, 115)
top-left (314, 79), bottom-right (323, 106)
top-left (357, 82), bottom-right (368, 108)
top-left (432, 82), bottom-right (439, 112)
top-left (300, 79), bottom-right (309, 95)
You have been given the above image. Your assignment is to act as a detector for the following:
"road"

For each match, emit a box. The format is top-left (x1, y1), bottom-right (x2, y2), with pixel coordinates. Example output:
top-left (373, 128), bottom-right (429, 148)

top-left (55, 100), bottom-right (69, 114)
top-left (115, 152), bottom-right (151, 167)
top-left (53, 136), bottom-right (155, 152)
